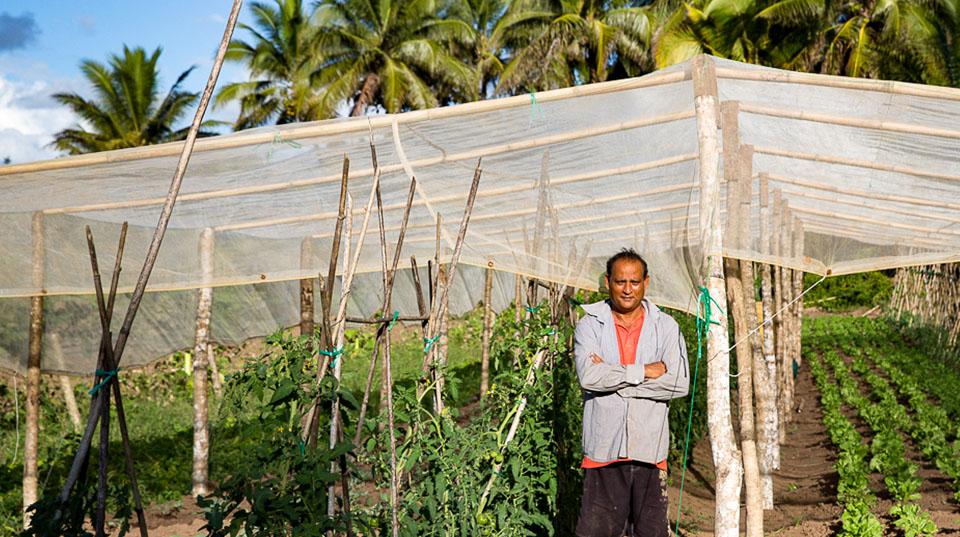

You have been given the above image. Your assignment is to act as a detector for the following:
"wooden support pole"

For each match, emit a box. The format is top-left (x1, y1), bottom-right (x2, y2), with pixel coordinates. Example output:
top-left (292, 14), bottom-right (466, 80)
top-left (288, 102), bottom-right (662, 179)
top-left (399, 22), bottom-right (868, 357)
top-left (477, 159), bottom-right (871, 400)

top-left (694, 55), bottom-right (742, 537)
top-left (192, 228), bottom-right (214, 497)
top-left (23, 211), bottom-right (43, 528)
top-left (299, 238), bottom-right (315, 338)
top-left (720, 101), bottom-right (762, 537)
top-left (480, 260), bottom-right (495, 397)
top-left (49, 335), bottom-right (82, 433)
top-left (758, 176), bottom-right (780, 482)
top-left (771, 190), bottom-right (787, 444)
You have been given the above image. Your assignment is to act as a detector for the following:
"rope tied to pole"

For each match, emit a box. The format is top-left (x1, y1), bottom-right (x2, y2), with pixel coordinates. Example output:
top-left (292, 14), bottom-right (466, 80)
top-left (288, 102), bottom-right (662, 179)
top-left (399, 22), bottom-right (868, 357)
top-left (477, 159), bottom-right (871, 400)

top-left (88, 368), bottom-right (119, 395)
top-left (423, 335), bottom-right (441, 353)
top-left (386, 310), bottom-right (399, 331)
top-left (319, 347), bottom-right (344, 369)
top-left (674, 286), bottom-right (715, 536)
top-left (525, 306), bottom-right (540, 314)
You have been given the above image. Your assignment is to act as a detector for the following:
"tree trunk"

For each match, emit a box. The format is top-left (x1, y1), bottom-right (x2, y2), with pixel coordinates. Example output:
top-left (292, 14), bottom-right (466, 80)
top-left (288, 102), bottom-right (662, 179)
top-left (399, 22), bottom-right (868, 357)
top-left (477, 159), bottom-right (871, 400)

top-left (480, 261), bottom-right (494, 396)
top-left (192, 228), bottom-right (214, 497)
top-left (694, 56), bottom-right (742, 537)
top-left (351, 73), bottom-right (380, 117)
top-left (23, 211), bottom-right (43, 529)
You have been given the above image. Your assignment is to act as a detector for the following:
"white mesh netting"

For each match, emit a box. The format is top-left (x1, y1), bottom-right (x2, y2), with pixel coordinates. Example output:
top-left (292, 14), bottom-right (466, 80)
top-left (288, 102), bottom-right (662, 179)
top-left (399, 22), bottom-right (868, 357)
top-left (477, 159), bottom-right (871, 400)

top-left (1, 56), bottom-right (958, 375)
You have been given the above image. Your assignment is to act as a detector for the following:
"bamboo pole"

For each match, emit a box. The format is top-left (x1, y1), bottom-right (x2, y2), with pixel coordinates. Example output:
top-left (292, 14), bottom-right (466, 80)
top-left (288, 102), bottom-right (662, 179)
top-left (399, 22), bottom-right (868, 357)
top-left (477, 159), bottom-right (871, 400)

top-left (715, 63), bottom-right (960, 101)
top-left (191, 228), bottom-right (214, 496)
top-left (23, 211), bottom-right (43, 528)
top-left (1, 69), bottom-right (687, 177)
top-left (354, 178), bottom-right (416, 448)
top-left (694, 56), bottom-right (742, 537)
top-left (480, 260), bottom-right (495, 397)
top-left (754, 146), bottom-right (960, 184)
top-left (419, 161), bottom-right (483, 411)
top-left (740, 102), bottom-right (960, 139)
top-left (764, 172), bottom-right (960, 213)
top-left (107, 0), bottom-right (242, 370)
top-left (85, 223), bottom-right (149, 536)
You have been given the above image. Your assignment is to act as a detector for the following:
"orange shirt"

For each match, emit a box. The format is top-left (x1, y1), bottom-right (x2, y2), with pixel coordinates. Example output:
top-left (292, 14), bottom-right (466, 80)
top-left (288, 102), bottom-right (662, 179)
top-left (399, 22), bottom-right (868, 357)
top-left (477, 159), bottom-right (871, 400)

top-left (582, 308), bottom-right (667, 471)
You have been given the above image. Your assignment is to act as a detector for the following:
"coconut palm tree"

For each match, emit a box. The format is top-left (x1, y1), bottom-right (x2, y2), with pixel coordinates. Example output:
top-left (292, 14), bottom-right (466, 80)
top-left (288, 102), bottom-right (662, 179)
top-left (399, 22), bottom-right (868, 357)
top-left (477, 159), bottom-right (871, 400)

top-left (215, 0), bottom-right (326, 129)
top-left (653, 0), bottom-right (823, 70)
top-left (51, 46), bottom-right (210, 155)
top-left (496, 0), bottom-right (656, 94)
top-left (444, 0), bottom-right (552, 99)
top-left (820, 0), bottom-right (957, 84)
top-left (313, 0), bottom-right (476, 116)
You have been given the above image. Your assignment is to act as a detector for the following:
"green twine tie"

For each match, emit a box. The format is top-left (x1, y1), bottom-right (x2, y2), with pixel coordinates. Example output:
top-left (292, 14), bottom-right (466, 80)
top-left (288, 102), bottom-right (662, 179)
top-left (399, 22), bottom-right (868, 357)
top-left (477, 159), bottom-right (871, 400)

top-left (320, 347), bottom-right (344, 369)
top-left (89, 368), bottom-right (119, 395)
top-left (529, 91), bottom-right (543, 121)
top-left (675, 287), bottom-right (720, 536)
top-left (423, 335), bottom-right (440, 353)
top-left (386, 310), bottom-right (399, 331)
top-left (525, 306), bottom-right (540, 314)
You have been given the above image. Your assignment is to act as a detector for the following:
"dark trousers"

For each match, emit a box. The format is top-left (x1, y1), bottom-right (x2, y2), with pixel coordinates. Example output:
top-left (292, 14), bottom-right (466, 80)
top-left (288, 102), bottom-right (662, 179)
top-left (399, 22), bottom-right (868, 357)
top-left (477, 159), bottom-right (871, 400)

top-left (576, 462), bottom-right (668, 537)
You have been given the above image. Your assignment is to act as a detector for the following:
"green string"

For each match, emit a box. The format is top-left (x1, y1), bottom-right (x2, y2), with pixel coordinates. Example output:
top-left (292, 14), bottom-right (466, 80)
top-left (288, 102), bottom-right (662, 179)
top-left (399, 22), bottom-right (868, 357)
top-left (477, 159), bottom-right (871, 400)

top-left (675, 287), bottom-right (716, 536)
top-left (423, 335), bottom-right (441, 353)
top-left (529, 91), bottom-right (543, 121)
top-left (320, 347), bottom-right (344, 369)
top-left (265, 133), bottom-right (302, 160)
top-left (525, 306), bottom-right (540, 314)
top-left (88, 368), bottom-right (119, 395)
top-left (386, 310), bottom-right (399, 331)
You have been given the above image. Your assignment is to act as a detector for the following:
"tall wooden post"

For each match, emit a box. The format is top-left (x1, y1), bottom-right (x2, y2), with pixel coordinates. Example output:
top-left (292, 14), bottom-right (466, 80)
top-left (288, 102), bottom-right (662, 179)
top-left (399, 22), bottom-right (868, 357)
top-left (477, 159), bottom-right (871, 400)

top-left (300, 238), bottom-right (315, 338)
top-left (480, 260), bottom-right (495, 396)
top-left (758, 174), bottom-right (780, 486)
top-left (694, 55), bottom-right (742, 537)
top-left (23, 211), bottom-right (44, 528)
top-left (720, 102), bottom-right (762, 537)
top-left (791, 218), bottom-right (805, 369)
top-left (50, 334), bottom-right (82, 432)
top-left (192, 227), bottom-right (214, 496)
top-left (779, 201), bottom-right (794, 438)
top-left (771, 191), bottom-right (788, 443)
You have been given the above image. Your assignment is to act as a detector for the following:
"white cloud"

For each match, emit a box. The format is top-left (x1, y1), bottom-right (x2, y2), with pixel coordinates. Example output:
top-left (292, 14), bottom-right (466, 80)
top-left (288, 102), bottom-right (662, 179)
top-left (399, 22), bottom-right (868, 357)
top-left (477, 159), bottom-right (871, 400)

top-left (0, 61), bottom-right (83, 164)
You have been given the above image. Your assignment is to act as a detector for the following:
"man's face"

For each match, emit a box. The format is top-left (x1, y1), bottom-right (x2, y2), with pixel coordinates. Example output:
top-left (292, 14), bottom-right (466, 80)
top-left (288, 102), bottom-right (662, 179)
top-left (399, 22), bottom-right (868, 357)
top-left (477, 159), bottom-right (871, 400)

top-left (605, 259), bottom-right (649, 314)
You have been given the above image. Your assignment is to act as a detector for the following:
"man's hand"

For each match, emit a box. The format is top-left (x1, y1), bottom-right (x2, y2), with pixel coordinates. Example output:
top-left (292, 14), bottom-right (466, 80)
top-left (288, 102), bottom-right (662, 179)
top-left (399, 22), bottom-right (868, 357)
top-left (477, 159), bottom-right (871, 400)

top-left (590, 353), bottom-right (603, 365)
top-left (644, 361), bottom-right (667, 379)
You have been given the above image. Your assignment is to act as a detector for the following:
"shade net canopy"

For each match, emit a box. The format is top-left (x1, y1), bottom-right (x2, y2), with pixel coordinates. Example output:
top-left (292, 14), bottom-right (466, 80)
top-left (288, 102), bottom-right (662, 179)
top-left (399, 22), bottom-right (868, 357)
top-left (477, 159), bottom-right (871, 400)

top-left (2, 56), bottom-right (959, 375)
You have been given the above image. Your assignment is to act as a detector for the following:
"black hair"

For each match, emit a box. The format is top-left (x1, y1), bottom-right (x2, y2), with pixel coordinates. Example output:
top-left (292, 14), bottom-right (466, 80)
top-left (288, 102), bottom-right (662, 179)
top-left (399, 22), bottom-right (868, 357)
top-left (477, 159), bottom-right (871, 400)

top-left (605, 248), bottom-right (648, 278)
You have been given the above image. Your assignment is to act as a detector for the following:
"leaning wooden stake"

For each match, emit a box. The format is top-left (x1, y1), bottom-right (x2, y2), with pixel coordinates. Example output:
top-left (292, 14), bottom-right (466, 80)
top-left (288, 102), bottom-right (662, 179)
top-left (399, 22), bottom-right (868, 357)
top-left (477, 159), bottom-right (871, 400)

top-left (354, 178), bottom-right (416, 448)
top-left (109, 0), bottom-right (241, 367)
top-left (419, 161), bottom-right (483, 410)
top-left (23, 213), bottom-right (43, 529)
top-left (694, 55), bottom-right (742, 537)
top-left (191, 228), bottom-right (214, 496)
top-left (480, 260), bottom-right (495, 397)
top-left (48, 3), bottom-right (240, 531)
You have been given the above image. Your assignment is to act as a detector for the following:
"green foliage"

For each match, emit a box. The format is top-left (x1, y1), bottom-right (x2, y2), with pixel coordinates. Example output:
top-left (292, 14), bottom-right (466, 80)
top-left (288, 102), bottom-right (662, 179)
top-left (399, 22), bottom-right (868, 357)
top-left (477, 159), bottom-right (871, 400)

top-left (199, 331), bottom-right (354, 535)
top-left (803, 271), bottom-right (893, 312)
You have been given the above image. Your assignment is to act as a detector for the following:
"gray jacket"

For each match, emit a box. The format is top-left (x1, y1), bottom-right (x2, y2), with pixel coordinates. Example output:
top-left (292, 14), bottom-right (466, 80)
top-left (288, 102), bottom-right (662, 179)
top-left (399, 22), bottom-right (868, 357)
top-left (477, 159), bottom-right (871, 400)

top-left (575, 299), bottom-right (689, 464)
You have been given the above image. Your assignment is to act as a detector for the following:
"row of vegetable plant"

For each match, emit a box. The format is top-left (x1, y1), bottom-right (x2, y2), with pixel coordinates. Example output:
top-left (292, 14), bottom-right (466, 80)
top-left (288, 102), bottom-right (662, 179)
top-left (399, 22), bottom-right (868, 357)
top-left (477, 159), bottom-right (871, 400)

top-left (805, 319), bottom-right (940, 536)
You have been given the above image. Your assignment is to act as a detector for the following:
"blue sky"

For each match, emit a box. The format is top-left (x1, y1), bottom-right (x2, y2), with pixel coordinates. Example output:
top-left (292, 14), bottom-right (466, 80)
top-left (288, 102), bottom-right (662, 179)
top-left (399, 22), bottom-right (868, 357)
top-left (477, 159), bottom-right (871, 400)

top-left (0, 1), bottom-right (252, 164)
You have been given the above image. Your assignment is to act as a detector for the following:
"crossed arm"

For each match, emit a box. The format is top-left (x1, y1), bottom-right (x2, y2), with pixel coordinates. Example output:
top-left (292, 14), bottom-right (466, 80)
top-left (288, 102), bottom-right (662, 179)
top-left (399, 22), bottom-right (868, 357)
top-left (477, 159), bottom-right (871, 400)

top-left (573, 320), bottom-right (690, 401)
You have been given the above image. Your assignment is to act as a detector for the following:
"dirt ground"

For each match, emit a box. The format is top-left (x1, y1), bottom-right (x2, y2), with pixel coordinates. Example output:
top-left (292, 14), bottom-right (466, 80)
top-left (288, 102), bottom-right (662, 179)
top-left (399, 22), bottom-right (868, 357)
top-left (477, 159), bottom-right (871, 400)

top-left (140, 360), bottom-right (959, 536)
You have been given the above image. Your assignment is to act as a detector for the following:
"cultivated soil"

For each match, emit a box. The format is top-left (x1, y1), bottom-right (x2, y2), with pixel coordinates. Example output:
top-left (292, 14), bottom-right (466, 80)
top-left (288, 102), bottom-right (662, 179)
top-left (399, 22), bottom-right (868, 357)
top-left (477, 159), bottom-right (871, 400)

top-left (139, 357), bottom-right (960, 536)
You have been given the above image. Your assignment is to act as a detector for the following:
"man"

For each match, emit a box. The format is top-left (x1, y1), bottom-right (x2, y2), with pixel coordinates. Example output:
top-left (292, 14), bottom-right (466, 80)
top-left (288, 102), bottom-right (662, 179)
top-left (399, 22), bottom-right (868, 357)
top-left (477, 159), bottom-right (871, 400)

top-left (574, 249), bottom-right (690, 537)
